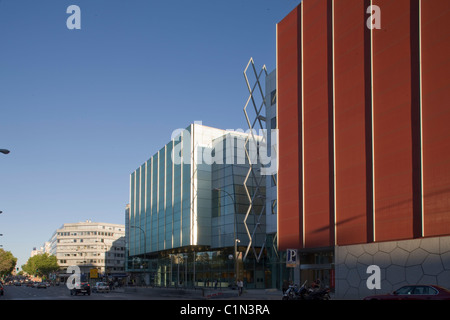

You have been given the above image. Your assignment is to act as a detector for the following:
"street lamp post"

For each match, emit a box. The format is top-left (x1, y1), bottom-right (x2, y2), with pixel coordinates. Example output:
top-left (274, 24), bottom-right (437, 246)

top-left (1, 149), bottom-right (9, 250)
top-left (130, 225), bottom-right (147, 285)
top-left (0, 210), bottom-right (3, 249)
top-left (235, 238), bottom-right (241, 283)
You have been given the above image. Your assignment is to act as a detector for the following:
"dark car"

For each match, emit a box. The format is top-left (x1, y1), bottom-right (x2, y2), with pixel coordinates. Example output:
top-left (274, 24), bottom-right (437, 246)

top-left (363, 285), bottom-right (450, 300)
top-left (36, 282), bottom-right (47, 289)
top-left (0, 283), bottom-right (4, 295)
top-left (70, 282), bottom-right (91, 296)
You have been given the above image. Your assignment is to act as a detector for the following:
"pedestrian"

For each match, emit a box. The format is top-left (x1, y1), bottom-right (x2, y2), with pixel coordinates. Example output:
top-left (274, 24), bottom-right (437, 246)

top-left (214, 279), bottom-right (218, 289)
top-left (237, 279), bottom-right (243, 296)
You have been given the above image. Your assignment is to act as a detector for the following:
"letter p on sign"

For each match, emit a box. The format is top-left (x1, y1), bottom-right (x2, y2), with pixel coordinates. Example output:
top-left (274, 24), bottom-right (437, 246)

top-left (286, 249), bottom-right (298, 268)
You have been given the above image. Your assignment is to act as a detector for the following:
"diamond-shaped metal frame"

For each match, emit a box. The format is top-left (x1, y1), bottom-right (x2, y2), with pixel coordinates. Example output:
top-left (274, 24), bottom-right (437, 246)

top-left (242, 58), bottom-right (268, 262)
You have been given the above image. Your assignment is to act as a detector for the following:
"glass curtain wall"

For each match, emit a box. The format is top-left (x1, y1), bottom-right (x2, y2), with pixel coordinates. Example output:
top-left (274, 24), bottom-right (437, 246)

top-left (127, 126), bottom-right (288, 289)
top-left (127, 126), bottom-right (192, 282)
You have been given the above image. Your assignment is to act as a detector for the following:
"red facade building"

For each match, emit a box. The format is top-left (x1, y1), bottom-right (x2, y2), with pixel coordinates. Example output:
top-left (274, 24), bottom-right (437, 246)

top-left (277, 0), bottom-right (450, 250)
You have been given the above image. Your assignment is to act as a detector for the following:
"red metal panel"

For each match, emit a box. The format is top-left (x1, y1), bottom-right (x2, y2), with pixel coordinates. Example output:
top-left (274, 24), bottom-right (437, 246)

top-left (277, 5), bottom-right (303, 251)
top-left (334, 0), bottom-right (372, 245)
top-left (372, 0), bottom-right (416, 241)
top-left (302, 0), bottom-right (334, 248)
top-left (421, 0), bottom-right (450, 237)
top-left (276, 0), bottom-right (450, 249)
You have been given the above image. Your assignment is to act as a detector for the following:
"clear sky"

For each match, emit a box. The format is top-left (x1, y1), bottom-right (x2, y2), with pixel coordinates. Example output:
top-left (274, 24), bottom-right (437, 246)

top-left (0, 0), bottom-right (299, 270)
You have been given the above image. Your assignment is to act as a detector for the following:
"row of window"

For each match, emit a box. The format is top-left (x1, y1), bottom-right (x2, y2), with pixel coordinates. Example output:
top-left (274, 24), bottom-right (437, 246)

top-left (61, 253), bottom-right (125, 258)
top-left (59, 259), bottom-right (124, 265)
top-left (57, 239), bottom-right (126, 245)
top-left (58, 238), bottom-right (105, 243)
top-left (56, 245), bottom-right (121, 250)
top-left (58, 231), bottom-right (117, 237)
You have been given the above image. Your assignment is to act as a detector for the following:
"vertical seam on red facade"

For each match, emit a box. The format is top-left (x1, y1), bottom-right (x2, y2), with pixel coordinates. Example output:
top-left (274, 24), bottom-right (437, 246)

top-left (298, 4), bottom-right (304, 249)
top-left (410, 0), bottom-right (423, 238)
top-left (364, 0), bottom-right (375, 243)
top-left (327, 0), bottom-right (335, 246)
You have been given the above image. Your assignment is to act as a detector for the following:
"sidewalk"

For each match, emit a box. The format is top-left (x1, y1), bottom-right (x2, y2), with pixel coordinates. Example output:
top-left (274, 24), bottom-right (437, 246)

top-left (204, 288), bottom-right (282, 300)
top-left (114, 286), bottom-right (283, 300)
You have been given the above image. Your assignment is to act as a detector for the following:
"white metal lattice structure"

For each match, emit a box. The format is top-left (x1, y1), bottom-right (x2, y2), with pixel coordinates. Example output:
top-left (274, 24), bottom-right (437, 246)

top-left (243, 58), bottom-right (268, 262)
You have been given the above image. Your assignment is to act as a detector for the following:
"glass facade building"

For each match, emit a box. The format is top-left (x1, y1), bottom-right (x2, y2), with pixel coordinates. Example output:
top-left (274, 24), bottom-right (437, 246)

top-left (126, 123), bottom-right (284, 288)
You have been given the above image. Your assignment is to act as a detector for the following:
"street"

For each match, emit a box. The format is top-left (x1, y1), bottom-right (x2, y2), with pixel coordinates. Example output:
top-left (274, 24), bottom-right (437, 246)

top-left (0, 283), bottom-right (282, 300)
top-left (1, 284), bottom-right (290, 320)
top-left (0, 284), bottom-right (194, 300)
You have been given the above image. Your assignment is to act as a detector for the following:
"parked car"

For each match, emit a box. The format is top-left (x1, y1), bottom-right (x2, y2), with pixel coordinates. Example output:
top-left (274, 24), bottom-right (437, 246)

top-left (36, 282), bottom-right (47, 289)
top-left (70, 282), bottom-right (91, 296)
top-left (363, 285), bottom-right (450, 300)
top-left (92, 282), bottom-right (110, 293)
top-left (0, 283), bottom-right (4, 295)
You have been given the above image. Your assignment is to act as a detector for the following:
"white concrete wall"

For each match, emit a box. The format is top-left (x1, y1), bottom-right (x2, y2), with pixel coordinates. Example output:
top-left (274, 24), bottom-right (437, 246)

top-left (265, 69), bottom-right (277, 235)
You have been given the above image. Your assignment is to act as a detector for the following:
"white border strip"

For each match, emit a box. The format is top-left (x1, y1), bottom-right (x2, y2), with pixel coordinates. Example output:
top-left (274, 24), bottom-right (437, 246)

top-left (419, 0), bottom-right (424, 237)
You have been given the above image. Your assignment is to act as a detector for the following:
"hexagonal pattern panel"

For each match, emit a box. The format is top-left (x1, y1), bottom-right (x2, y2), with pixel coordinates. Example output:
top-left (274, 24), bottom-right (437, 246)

top-left (335, 236), bottom-right (450, 299)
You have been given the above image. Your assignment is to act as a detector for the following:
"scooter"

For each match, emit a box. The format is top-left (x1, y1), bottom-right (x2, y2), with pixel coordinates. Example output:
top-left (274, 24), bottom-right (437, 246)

top-left (282, 280), bottom-right (308, 300)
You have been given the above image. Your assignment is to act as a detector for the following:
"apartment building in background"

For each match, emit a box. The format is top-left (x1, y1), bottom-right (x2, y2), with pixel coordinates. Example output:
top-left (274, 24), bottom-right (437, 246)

top-left (30, 242), bottom-right (50, 258)
top-left (49, 220), bottom-right (126, 282)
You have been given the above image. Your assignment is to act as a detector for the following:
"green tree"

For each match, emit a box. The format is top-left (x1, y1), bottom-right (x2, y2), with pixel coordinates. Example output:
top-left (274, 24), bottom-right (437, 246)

top-left (0, 249), bottom-right (17, 277)
top-left (22, 253), bottom-right (59, 278)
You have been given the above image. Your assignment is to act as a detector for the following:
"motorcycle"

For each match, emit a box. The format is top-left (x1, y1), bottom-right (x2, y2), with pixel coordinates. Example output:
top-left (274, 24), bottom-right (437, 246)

top-left (282, 280), bottom-right (331, 300)
top-left (305, 286), bottom-right (331, 300)
top-left (282, 280), bottom-right (307, 300)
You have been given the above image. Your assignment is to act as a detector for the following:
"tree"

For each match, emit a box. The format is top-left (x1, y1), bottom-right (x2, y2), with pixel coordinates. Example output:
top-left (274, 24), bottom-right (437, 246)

top-left (22, 253), bottom-right (59, 278)
top-left (0, 249), bottom-right (17, 277)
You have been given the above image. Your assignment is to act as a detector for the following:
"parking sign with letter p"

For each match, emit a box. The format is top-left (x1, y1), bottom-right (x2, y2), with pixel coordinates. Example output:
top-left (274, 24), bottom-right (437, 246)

top-left (286, 249), bottom-right (298, 268)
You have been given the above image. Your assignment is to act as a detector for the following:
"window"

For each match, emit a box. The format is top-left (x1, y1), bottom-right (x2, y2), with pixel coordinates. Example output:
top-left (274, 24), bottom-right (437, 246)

top-left (270, 89), bottom-right (276, 105)
top-left (270, 116), bottom-right (277, 130)
top-left (413, 286), bottom-right (438, 295)
top-left (272, 200), bottom-right (277, 215)
top-left (395, 286), bottom-right (414, 295)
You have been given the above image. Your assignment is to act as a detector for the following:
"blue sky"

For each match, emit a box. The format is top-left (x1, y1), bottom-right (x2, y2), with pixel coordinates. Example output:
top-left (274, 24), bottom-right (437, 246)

top-left (0, 0), bottom-right (299, 269)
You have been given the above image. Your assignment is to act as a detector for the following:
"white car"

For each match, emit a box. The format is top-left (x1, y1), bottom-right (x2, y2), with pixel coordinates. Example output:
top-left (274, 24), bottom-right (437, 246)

top-left (93, 282), bottom-right (110, 293)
